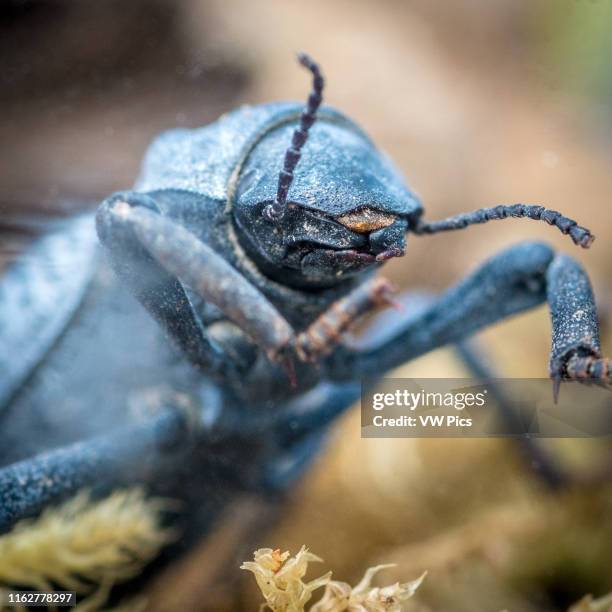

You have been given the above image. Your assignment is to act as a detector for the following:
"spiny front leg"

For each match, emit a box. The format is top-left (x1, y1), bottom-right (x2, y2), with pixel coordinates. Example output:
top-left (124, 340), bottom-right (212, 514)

top-left (296, 277), bottom-right (397, 362)
top-left (548, 254), bottom-right (611, 395)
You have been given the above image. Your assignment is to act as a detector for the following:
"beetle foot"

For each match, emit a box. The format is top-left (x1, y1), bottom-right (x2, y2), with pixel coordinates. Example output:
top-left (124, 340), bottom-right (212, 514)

top-left (565, 353), bottom-right (612, 384)
top-left (550, 351), bottom-right (612, 401)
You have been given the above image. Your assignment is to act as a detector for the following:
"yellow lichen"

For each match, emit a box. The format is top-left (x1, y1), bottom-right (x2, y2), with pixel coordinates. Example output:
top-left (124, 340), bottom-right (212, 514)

top-left (242, 547), bottom-right (425, 612)
top-left (241, 547), bottom-right (332, 612)
top-left (311, 564), bottom-right (426, 612)
top-left (0, 488), bottom-right (173, 611)
top-left (569, 592), bottom-right (612, 612)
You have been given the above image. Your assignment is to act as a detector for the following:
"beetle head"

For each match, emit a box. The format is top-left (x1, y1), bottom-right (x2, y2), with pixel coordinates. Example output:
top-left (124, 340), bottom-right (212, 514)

top-left (232, 134), bottom-right (420, 288)
top-left (232, 54), bottom-right (421, 289)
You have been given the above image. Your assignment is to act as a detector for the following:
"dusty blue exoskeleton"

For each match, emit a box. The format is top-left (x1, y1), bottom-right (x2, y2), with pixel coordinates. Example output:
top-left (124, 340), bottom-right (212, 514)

top-left (0, 54), bottom-right (609, 572)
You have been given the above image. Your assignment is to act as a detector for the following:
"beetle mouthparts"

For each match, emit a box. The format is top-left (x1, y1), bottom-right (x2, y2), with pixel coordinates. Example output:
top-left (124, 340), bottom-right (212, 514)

top-left (336, 208), bottom-right (397, 234)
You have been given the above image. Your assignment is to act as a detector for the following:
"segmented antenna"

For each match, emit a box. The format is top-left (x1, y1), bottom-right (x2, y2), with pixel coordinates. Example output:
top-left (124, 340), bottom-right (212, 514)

top-left (263, 53), bottom-right (325, 222)
top-left (413, 204), bottom-right (594, 248)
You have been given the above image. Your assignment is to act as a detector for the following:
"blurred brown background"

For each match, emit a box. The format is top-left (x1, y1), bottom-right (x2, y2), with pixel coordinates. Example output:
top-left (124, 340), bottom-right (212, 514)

top-left (1, 1), bottom-right (611, 610)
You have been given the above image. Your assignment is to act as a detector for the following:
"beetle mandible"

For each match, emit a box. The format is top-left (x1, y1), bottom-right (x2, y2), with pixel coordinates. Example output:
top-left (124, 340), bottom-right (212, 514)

top-left (0, 53), bottom-right (609, 548)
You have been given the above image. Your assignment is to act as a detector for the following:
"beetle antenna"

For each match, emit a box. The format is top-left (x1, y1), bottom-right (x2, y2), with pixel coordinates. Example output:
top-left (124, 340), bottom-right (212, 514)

top-left (263, 53), bottom-right (324, 222)
top-left (413, 204), bottom-right (594, 248)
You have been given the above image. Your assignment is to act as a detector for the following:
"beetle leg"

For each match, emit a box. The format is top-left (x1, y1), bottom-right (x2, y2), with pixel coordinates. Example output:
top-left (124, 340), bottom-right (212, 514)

top-left (109, 202), bottom-right (294, 359)
top-left (218, 381), bottom-right (361, 491)
top-left (295, 277), bottom-right (397, 362)
top-left (335, 288), bottom-right (568, 487)
top-left (97, 192), bottom-right (235, 378)
top-left (547, 254), bottom-right (611, 394)
top-left (325, 242), bottom-right (553, 378)
top-left (96, 193), bottom-right (295, 372)
top-left (0, 403), bottom-right (199, 534)
top-left (324, 241), bottom-right (611, 394)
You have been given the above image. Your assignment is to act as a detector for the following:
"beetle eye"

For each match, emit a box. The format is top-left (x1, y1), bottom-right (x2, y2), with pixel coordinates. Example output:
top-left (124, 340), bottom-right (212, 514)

top-left (336, 208), bottom-right (397, 233)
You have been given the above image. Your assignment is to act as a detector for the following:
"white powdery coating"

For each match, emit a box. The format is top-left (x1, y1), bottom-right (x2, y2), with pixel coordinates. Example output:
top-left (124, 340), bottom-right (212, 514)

top-left (135, 103), bottom-right (301, 200)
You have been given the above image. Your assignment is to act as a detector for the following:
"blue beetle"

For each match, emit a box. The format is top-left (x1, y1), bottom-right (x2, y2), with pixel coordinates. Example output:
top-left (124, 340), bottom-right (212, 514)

top-left (95, 53), bottom-right (605, 393)
top-left (0, 53), bottom-right (609, 564)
